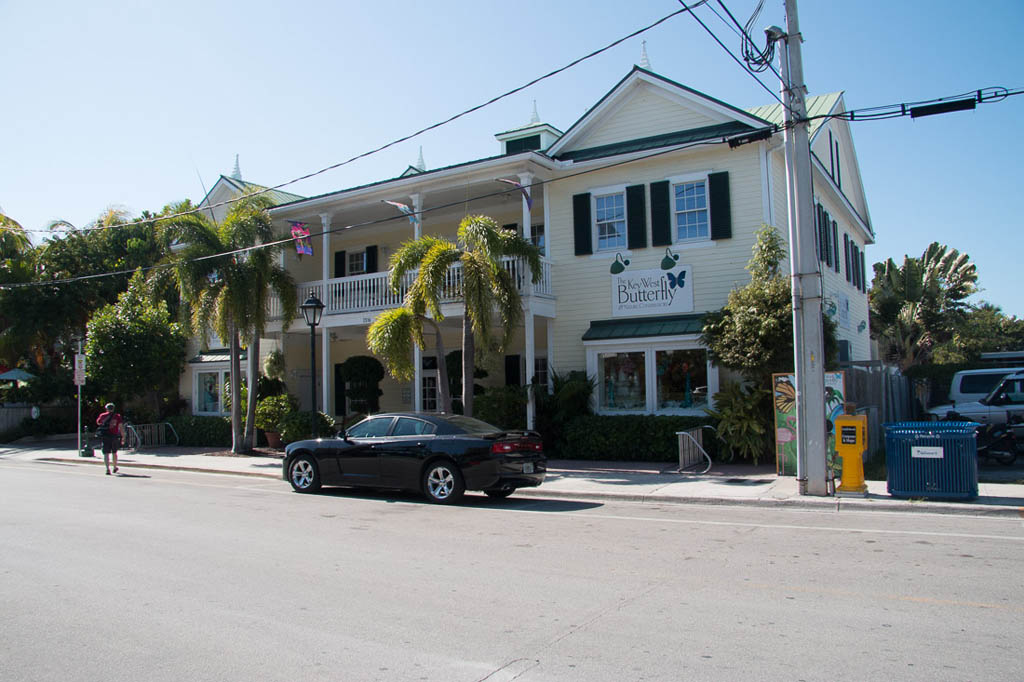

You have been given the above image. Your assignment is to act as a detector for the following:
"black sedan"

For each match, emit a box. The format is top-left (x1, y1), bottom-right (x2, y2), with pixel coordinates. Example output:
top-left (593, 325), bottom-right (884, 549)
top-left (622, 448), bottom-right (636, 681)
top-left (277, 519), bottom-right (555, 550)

top-left (282, 412), bottom-right (546, 503)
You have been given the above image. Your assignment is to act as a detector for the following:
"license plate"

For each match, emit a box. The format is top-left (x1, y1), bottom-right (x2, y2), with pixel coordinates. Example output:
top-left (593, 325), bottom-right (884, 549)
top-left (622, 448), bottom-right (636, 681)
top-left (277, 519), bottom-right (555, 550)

top-left (523, 462), bottom-right (534, 474)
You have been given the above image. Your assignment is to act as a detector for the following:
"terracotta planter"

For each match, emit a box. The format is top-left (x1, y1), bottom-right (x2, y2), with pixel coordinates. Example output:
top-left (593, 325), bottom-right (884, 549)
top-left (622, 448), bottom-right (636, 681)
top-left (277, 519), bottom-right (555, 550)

top-left (265, 430), bottom-right (283, 449)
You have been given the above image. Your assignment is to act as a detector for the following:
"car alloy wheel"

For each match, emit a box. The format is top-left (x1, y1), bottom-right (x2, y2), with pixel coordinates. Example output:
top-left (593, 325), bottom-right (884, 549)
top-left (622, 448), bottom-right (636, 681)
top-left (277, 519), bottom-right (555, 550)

top-left (423, 461), bottom-right (464, 504)
top-left (289, 455), bottom-right (321, 493)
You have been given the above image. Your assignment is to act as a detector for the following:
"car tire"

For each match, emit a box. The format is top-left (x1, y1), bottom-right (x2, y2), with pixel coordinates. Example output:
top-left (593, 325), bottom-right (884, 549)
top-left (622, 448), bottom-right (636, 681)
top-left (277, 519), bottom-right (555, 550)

top-left (484, 487), bottom-right (515, 499)
top-left (289, 454), bottom-right (321, 493)
top-left (422, 460), bottom-right (464, 504)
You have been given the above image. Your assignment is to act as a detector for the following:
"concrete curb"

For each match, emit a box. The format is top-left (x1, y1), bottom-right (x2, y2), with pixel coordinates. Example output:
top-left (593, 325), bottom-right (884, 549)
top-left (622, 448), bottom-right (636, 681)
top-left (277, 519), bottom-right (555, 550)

top-left (38, 456), bottom-right (1024, 518)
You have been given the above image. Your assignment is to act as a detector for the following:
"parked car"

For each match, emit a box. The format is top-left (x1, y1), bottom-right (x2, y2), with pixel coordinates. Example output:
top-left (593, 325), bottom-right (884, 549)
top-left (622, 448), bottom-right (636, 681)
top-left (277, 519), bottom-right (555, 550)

top-left (282, 412), bottom-right (546, 503)
top-left (928, 372), bottom-right (1024, 433)
top-left (945, 367), bottom-right (1023, 405)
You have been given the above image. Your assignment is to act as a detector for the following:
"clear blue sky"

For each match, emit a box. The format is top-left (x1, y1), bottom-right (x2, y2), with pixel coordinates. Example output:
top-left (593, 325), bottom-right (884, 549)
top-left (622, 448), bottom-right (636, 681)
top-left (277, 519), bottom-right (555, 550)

top-left (2, 0), bottom-right (1021, 315)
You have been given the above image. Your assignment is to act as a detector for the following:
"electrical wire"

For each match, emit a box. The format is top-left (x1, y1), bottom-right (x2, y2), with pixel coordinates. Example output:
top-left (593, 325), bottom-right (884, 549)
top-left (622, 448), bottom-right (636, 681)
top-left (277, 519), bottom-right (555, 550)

top-left (1, 135), bottom-right (732, 289)
top-left (677, 0), bottom-right (789, 111)
top-left (21, 7), bottom-right (694, 237)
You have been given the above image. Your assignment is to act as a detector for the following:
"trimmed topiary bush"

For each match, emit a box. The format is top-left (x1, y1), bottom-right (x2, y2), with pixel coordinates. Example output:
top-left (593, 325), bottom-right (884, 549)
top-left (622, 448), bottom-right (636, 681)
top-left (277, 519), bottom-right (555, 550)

top-left (279, 411), bottom-right (336, 444)
top-left (255, 394), bottom-right (299, 432)
top-left (166, 415), bottom-right (232, 447)
top-left (559, 414), bottom-right (717, 461)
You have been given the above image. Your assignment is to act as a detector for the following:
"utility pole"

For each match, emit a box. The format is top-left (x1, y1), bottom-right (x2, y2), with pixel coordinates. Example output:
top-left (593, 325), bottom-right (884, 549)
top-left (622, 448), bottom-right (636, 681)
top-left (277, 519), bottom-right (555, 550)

top-left (770, 0), bottom-right (829, 495)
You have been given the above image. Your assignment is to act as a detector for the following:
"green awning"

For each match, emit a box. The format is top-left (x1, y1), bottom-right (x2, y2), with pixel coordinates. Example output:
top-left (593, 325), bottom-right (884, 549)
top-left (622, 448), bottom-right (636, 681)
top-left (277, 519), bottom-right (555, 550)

top-left (188, 349), bottom-right (247, 363)
top-left (582, 314), bottom-right (706, 341)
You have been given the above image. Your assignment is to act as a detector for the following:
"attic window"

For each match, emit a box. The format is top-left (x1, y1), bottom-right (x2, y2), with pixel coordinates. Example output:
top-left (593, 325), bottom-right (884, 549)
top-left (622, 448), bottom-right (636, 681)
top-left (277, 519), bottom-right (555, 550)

top-left (505, 135), bottom-right (541, 154)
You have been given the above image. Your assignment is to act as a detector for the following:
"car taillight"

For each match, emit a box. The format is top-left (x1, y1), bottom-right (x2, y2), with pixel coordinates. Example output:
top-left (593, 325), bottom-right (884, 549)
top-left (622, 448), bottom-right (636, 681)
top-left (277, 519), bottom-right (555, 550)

top-left (491, 439), bottom-right (544, 454)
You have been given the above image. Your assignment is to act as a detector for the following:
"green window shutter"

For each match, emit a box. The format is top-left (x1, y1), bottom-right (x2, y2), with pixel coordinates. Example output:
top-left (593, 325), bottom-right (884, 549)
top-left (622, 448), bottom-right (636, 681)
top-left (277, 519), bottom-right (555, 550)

top-left (708, 171), bottom-right (731, 240)
top-left (859, 250), bottom-right (867, 292)
top-left (572, 193), bottom-right (592, 255)
top-left (650, 181), bottom-right (671, 246)
top-left (334, 250), bottom-right (346, 278)
top-left (365, 245), bottom-right (378, 273)
top-left (832, 221), bottom-right (840, 273)
top-left (625, 184), bottom-right (647, 250)
top-left (843, 234), bottom-right (851, 282)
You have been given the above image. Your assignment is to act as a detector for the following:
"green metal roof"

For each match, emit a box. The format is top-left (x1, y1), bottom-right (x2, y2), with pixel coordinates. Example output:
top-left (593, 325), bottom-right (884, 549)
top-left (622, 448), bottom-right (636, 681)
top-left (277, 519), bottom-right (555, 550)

top-left (553, 121), bottom-right (753, 163)
top-left (220, 176), bottom-right (306, 206)
top-left (582, 314), bottom-right (706, 341)
top-left (746, 92), bottom-right (843, 142)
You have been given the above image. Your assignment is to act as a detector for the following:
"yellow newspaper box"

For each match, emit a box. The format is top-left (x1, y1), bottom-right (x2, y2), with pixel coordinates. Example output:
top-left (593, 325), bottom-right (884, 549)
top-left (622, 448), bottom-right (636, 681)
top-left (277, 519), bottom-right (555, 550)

top-left (835, 414), bottom-right (868, 496)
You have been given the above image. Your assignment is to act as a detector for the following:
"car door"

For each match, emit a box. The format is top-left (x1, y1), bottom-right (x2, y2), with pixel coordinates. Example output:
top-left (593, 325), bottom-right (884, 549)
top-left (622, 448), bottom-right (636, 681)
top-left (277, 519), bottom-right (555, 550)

top-left (378, 417), bottom-right (437, 488)
top-left (336, 416), bottom-right (394, 484)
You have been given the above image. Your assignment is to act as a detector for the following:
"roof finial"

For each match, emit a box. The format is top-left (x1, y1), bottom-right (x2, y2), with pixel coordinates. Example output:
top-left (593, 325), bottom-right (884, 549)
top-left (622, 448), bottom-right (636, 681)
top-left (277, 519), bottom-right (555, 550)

top-left (529, 99), bottom-right (540, 124)
top-left (416, 146), bottom-right (425, 171)
top-left (639, 40), bottom-right (651, 70)
top-left (231, 154), bottom-right (242, 180)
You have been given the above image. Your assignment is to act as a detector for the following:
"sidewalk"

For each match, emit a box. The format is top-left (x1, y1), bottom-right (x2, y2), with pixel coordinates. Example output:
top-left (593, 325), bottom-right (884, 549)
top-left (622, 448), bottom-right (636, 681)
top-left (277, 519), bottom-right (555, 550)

top-left (4, 439), bottom-right (1023, 517)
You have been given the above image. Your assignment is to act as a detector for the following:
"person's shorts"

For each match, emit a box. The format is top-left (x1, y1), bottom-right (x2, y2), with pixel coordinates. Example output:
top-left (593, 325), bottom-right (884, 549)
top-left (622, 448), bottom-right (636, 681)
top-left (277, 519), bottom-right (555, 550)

top-left (101, 435), bottom-right (121, 455)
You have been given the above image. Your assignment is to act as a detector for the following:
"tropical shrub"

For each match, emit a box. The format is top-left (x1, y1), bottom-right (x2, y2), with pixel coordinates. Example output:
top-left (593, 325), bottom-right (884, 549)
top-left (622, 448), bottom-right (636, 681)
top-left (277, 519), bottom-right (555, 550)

top-left (166, 415), bottom-right (232, 447)
top-left (534, 370), bottom-right (595, 453)
top-left (559, 414), bottom-right (716, 461)
top-left (279, 410), bottom-right (336, 444)
top-left (255, 394), bottom-right (299, 432)
top-left (474, 385), bottom-right (528, 430)
top-left (704, 382), bottom-right (773, 464)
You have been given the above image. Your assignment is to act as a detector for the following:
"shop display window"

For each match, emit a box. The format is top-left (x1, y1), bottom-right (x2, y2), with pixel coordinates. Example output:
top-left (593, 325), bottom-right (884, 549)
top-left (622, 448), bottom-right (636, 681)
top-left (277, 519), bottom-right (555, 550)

top-left (598, 351), bottom-right (646, 411)
top-left (656, 349), bottom-right (708, 410)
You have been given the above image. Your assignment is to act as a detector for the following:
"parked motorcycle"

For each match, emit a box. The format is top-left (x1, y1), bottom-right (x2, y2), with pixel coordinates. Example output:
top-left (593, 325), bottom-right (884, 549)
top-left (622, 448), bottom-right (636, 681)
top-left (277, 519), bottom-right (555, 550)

top-left (942, 411), bottom-right (1017, 465)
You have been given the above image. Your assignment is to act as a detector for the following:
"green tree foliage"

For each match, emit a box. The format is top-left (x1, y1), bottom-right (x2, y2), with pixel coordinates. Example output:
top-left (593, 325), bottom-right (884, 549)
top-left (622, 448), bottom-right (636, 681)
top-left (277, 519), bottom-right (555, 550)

top-left (85, 271), bottom-right (187, 411)
top-left (339, 355), bottom-right (385, 413)
top-left (368, 215), bottom-right (541, 417)
top-left (869, 242), bottom-right (978, 371)
top-left (931, 302), bottom-right (1024, 364)
top-left (152, 197), bottom-right (297, 453)
top-left (701, 225), bottom-right (837, 387)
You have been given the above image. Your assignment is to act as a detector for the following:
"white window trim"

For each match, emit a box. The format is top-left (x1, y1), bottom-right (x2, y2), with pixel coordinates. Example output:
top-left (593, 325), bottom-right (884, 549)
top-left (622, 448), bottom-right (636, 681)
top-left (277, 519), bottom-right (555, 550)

top-left (584, 335), bottom-right (719, 416)
top-left (590, 183), bottom-right (628, 253)
top-left (193, 364), bottom-right (230, 416)
top-left (347, 249), bottom-right (368, 276)
top-left (666, 171), bottom-right (713, 246)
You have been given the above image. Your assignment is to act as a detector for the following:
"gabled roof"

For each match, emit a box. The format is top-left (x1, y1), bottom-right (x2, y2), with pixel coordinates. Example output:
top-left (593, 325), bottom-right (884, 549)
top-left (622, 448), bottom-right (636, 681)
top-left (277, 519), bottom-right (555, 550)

top-left (217, 176), bottom-right (306, 206)
top-left (746, 91), bottom-right (843, 143)
top-left (548, 66), bottom-right (771, 158)
top-left (553, 121), bottom-right (752, 163)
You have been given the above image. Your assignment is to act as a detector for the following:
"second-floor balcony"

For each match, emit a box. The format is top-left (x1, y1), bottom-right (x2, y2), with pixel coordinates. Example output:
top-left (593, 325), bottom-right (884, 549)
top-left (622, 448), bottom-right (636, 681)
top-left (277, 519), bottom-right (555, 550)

top-left (269, 256), bottom-right (553, 321)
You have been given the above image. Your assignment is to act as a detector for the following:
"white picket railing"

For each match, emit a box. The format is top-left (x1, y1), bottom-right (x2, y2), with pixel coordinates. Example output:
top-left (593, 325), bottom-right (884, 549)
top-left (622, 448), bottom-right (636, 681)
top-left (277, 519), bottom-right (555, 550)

top-left (268, 257), bottom-right (552, 319)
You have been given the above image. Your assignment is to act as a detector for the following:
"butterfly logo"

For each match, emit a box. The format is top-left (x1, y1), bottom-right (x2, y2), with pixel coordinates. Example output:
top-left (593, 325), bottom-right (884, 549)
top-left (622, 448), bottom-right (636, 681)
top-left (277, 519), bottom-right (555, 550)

top-left (666, 269), bottom-right (686, 289)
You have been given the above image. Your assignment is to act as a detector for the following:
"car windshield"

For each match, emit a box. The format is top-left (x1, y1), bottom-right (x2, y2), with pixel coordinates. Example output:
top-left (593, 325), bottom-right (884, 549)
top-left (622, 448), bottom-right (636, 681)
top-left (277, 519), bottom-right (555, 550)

top-left (444, 415), bottom-right (502, 434)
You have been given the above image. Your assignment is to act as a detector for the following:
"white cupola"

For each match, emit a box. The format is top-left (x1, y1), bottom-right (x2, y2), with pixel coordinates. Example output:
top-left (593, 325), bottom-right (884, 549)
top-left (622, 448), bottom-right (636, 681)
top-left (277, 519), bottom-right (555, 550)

top-left (494, 100), bottom-right (563, 155)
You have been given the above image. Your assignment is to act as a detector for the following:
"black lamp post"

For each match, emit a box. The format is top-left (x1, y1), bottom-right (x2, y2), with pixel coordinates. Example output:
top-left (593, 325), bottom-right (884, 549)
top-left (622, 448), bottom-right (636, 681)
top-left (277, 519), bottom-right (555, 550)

top-left (299, 295), bottom-right (325, 438)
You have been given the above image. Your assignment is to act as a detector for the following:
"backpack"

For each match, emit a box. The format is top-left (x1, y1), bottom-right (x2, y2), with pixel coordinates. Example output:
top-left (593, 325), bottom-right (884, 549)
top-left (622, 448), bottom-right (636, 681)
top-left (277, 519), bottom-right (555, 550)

top-left (96, 413), bottom-right (114, 437)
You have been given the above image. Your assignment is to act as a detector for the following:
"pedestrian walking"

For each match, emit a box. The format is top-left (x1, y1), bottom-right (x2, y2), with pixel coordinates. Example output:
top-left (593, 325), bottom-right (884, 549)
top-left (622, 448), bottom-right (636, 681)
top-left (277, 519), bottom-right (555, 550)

top-left (96, 402), bottom-right (124, 475)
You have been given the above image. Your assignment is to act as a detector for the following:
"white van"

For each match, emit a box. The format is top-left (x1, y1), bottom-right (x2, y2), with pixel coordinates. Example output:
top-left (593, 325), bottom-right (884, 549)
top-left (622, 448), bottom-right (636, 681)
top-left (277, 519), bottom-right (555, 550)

top-left (928, 371), bottom-right (1024, 429)
top-left (947, 367), bottom-right (1024, 405)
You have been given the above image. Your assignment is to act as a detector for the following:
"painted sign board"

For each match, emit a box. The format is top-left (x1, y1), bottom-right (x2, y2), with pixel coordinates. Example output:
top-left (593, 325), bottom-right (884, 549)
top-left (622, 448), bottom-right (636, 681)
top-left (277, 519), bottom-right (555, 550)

top-left (611, 266), bottom-right (693, 317)
top-left (772, 371), bottom-right (846, 476)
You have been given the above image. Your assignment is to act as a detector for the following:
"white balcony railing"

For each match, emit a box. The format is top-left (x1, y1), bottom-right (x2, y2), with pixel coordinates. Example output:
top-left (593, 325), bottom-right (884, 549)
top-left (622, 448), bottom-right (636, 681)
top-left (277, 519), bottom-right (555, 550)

top-left (269, 256), bottom-right (553, 320)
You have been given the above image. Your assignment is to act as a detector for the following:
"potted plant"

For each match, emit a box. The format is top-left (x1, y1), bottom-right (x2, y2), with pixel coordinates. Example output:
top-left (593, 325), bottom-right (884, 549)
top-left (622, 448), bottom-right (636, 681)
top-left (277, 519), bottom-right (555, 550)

top-left (255, 394), bottom-right (298, 449)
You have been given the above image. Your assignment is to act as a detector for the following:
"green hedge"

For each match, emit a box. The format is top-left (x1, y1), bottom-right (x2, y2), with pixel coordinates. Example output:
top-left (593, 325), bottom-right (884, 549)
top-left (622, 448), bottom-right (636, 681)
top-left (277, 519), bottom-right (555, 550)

top-left (558, 414), bottom-right (717, 461)
top-left (166, 415), bottom-right (232, 447)
top-left (0, 414), bottom-right (79, 443)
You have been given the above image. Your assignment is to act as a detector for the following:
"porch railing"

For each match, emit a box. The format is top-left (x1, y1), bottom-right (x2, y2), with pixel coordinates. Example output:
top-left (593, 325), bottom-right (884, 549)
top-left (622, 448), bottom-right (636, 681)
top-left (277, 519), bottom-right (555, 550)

top-left (269, 256), bottom-right (552, 319)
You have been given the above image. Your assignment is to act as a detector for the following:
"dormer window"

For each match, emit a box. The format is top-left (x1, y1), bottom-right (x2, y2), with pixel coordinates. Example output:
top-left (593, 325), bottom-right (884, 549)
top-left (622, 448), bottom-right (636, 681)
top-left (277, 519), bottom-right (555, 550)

top-left (505, 135), bottom-right (542, 154)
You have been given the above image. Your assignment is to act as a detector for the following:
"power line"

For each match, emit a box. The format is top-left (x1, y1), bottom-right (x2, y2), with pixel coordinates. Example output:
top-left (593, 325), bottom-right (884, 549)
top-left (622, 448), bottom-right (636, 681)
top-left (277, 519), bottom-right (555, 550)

top-left (23, 7), bottom-right (695, 237)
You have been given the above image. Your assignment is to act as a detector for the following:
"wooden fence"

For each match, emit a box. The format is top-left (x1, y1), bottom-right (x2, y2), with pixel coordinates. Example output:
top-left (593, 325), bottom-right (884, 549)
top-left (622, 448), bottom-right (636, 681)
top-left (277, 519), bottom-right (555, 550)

top-left (838, 361), bottom-right (912, 457)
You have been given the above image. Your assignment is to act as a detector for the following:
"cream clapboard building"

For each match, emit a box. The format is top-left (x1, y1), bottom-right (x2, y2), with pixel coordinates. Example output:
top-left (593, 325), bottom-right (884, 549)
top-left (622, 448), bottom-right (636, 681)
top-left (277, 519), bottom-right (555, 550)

top-left (180, 66), bottom-right (874, 428)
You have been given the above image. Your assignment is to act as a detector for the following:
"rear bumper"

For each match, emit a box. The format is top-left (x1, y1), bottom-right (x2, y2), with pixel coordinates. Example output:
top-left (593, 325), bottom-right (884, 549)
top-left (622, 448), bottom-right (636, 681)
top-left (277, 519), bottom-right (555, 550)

top-left (464, 457), bottom-right (546, 491)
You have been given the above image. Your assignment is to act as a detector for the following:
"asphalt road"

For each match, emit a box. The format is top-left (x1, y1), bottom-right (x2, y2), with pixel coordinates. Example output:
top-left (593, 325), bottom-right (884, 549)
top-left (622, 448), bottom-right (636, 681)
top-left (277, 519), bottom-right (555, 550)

top-left (1, 459), bottom-right (1022, 682)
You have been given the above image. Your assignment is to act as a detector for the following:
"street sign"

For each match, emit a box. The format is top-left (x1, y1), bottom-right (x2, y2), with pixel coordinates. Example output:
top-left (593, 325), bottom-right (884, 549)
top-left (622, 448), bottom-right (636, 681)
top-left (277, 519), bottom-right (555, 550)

top-left (74, 354), bottom-right (86, 386)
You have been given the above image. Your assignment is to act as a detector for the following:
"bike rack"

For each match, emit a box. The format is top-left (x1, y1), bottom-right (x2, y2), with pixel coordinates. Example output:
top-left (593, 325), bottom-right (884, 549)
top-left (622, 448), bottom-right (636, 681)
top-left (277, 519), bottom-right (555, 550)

top-left (123, 422), bottom-right (181, 451)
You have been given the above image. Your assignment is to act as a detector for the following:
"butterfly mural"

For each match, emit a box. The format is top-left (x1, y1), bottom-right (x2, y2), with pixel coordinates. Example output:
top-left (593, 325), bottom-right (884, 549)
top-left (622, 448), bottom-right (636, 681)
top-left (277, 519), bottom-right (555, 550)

top-left (774, 378), bottom-right (796, 414)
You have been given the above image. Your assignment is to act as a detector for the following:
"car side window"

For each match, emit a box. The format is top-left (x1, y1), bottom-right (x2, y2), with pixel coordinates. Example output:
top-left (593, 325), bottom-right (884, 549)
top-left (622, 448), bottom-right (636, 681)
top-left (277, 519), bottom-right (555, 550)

top-left (347, 417), bottom-right (393, 438)
top-left (1006, 379), bottom-right (1024, 404)
top-left (392, 417), bottom-right (435, 436)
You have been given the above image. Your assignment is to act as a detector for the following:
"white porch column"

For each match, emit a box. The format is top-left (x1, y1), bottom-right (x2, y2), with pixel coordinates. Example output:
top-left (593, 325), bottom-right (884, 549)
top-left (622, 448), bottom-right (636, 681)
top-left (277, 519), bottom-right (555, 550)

top-left (413, 343), bottom-right (423, 412)
top-left (321, 327), bottom-right (330, 418)
top-left (525, 310), bottom-right (535, 430)
top-left (410, 193), bottom-right (423, 239)
top-left (517, 172), bottom-right (534, 246)
top-left (542, 180), bottom-right (550, 258)
top-left (546, 317), bottom-right (554, 393)
top-left (319, 213), bottom-right (331, 282)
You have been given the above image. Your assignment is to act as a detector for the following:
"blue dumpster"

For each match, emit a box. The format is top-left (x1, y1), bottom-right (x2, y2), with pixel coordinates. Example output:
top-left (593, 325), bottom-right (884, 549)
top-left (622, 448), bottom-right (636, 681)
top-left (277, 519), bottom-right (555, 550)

top-left (883, 422), bottom-right (978, 500)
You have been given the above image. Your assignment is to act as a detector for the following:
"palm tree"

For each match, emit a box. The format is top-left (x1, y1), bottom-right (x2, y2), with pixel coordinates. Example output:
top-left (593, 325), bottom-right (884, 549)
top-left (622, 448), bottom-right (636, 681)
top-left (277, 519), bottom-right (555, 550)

top-left (153, 197), bottom-right (296, 452)
top-left (869, 242), bottom-right (978, 372)
top-left (368, 215), bottom-right (541, 417)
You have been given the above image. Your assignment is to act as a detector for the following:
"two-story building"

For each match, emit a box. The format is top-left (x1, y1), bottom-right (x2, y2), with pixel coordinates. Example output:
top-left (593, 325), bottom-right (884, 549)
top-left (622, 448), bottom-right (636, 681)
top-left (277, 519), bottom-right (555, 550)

top-left (180, 65), bottom-right (875, 429)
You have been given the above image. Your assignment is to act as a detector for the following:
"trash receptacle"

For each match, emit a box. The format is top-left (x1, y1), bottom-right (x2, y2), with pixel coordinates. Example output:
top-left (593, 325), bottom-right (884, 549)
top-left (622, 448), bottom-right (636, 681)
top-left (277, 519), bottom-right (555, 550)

top-left (883, 421), bottom-right (978, 500)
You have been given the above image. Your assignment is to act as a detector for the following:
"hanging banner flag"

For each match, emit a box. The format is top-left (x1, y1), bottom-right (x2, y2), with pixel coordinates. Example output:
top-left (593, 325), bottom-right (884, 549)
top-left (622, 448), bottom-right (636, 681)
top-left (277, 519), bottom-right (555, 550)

top-left (289, 222), bottom-right (313, 256)
top-left (496, 178), bottom-right (533, 210)
top-left (382, 200), bottom-right (420, 227)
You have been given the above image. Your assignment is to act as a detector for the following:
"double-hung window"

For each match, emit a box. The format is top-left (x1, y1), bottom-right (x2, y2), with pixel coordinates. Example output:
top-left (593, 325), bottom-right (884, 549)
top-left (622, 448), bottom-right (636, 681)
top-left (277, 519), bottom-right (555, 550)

top-left (594, 192), bottom-right (626, 250)
top-left (672, 178), bottom-right (709, 242)
top-left (347, 250), bottom-right (367, 276)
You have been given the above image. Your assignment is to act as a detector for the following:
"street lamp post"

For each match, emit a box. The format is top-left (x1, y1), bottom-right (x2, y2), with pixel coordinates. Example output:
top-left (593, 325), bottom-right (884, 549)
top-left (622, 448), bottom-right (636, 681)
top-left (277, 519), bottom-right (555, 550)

top-left (299, 295), bottom-right (325, 439)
